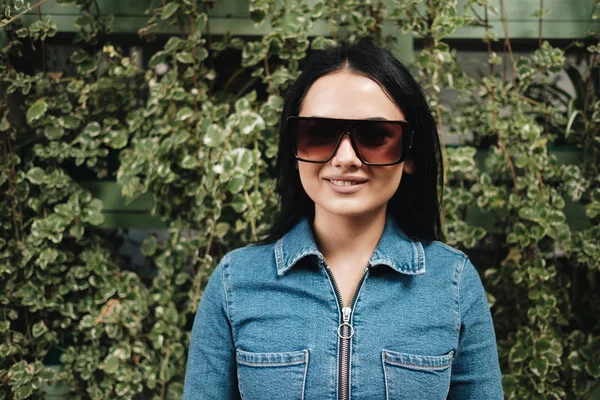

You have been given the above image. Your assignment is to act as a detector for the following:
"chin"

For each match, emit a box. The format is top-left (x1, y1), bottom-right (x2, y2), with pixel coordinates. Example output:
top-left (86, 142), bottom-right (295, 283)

top-left (316, 201), bottom-right (383, 219)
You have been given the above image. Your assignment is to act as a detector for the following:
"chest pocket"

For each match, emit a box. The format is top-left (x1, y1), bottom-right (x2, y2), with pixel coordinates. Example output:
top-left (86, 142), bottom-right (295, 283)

top-left (236, 349), bottom-right (309, 400)
top-left (382, 349), bottom-right (454, 400)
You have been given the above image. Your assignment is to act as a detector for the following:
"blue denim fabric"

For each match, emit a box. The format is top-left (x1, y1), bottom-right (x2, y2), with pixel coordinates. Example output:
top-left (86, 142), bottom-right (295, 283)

top-left (183, 215), bottom-right (504, 399)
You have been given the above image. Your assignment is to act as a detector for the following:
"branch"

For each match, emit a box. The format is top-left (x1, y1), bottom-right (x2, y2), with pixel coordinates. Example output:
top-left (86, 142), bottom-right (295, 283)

top-left (0, 0), bottom-right (51, 27)
top-left (489, 88), bottom-right (519, 195)
top-left (499, 0), bottom-right (517, 87)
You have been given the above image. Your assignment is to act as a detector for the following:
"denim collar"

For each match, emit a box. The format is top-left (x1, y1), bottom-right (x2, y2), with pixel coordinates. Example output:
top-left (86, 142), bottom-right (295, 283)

top-left (274, 215), bottom-right (426, 276)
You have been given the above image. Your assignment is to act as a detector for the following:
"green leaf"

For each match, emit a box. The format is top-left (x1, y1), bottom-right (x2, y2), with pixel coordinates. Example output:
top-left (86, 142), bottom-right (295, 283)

top-left (109, 129), bottom-right (128, 149)
top-left (195, 13), bottom-right (208, 33)
top-left (311, 36), bottom-right (338, 50)
top-left (0, 116), bottom-right (10, 131)
top-left (77, 59), bottom-right (98, 75)
top-left (83, 121), bottom-right (102, 137)
top-left (70, 224), bottom-right (84, 239)
top-left (164, 36), bottom-right (183, 53)
top-left (70, 49), bottom-right (90, 64)
top-left (176, 52), bottom-right (194, 64)
top-left (115, 382), bottom-right (130, 396)
top-left (37, 247), bottom-right (59, 268)
top-left (103, 354), bottom-right (119, 374)
top-left (231, 194), bottom-right (247, 213)
top-left (173, 130), bottom-right (190, 146)
top-left (227, 176), bottom-right (245, 194)
top-left (529, 357), bottom-right (548, 377)
top-left (141, 235), bottom-right (158, 256)
top-left (149, 51), bottom-right (168, 68)
top-left (545, 349), bottom-right (562, 366)
top-left (44, 125), bottom-right (64, 140)
top-left (161, 2), bottom-right (180, 20)
top-left (215, 222), bottom-right (230, 238)
top-left (535, 338), bottom-right (552, 354)
top-left (177, 107), bottom-right (194, 121)
top-left (32, 321), bottom-right (48, 338)
top-left (586, 361), bottom-right (600, 378)
top-left (26, 167), bottom-right (46, 185)
top-left (180, 154), bottom-right (198, 169)
top-left (15, 385), bottom-right (33, 399)
top-left (26, 99), bottom-right (48, 125)
top-left (509, 345), bottom-right (528, 363)
top-left (203, 124), bottom-right (225, 147)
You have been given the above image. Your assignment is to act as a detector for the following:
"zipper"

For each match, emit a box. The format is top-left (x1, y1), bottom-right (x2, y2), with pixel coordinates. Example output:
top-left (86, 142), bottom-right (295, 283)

top-left (323, 261), bottom-right (370, 400)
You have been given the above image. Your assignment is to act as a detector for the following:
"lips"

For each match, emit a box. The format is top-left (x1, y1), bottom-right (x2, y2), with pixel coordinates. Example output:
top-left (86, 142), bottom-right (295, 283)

top-left (328, 179), bottom-right (362, 187)
top-left (323, 176), bottom-right (368, 184)
top-left (323, 176), bottom-right (368, 193)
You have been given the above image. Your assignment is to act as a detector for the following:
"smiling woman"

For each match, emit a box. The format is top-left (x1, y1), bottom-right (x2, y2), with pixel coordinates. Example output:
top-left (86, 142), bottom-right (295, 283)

top-left (183, 39), bottom-right (504, 399)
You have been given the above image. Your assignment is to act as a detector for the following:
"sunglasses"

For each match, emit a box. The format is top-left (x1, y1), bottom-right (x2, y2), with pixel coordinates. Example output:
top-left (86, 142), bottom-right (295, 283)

top-left (288, 116), bottom-right (413, 166)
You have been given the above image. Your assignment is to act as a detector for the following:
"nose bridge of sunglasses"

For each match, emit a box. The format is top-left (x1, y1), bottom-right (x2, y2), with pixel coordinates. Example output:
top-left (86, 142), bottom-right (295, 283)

top-left (332, 132), bottom-right (361, 160)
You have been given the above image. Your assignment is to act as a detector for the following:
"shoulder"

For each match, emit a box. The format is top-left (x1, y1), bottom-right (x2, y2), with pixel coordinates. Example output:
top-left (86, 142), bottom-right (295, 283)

top-left (420, 240), bottom-right (470, 278)
top-left (217, 241), bottom-right (278, 278)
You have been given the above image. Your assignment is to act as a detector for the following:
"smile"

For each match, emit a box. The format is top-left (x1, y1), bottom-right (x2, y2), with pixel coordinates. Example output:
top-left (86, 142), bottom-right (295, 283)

top-left (324, 178), bottom-right (368, 194)
top-left (329, 180), bottom-right (361, 187)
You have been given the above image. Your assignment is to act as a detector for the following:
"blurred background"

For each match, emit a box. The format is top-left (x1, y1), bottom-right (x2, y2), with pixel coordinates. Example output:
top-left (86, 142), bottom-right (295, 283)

top-left (0, 0), bottom-right (599, 398)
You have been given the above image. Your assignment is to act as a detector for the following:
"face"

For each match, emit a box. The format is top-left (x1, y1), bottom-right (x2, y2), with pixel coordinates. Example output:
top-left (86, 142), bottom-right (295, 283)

top-left (297, 70), bottom-right (415, 220)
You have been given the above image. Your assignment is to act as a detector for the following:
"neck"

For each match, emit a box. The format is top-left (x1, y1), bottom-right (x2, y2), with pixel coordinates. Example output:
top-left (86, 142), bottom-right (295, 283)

top-left (311, 206), bottom-right (387, 265)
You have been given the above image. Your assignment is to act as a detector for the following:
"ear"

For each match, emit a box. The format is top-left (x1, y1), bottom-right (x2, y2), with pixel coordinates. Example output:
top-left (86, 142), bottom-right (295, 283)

top-left (403, 159), bottom-right (415, 174)
top-left (295, 160), bottom-right (299, 170)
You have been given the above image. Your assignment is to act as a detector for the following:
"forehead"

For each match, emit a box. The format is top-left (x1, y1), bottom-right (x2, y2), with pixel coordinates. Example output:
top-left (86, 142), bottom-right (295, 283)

top-left (298, 71), bottom-right (405, 120)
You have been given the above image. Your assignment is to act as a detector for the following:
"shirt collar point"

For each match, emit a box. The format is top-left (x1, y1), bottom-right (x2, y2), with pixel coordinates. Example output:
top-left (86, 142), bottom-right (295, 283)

top-left (275, 215), bottom-right (426, 275)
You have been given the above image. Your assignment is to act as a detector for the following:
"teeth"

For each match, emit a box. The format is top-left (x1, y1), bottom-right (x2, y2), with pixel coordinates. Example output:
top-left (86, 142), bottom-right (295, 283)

top-left (330, 180), bottom-right (358, 187)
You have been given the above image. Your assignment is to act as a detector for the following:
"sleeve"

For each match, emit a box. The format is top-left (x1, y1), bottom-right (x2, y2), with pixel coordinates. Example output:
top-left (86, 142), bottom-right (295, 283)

top-left (448, 257), bottom-right (504, 399)
top-left (183, 255), bottom-right (241, 400)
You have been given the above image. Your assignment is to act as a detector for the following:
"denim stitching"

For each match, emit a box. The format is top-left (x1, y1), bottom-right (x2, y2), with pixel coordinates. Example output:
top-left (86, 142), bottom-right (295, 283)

top-left (221, 255), bottom-right (235, 335)
top-left (385, 360), bottom-right (452, 370)
top-left (323, 265), bottom-right (343, 399)
top-left (382, 352), bottom-right (390, 400)
top-left (456, 255), bottom-right (468, 350)
top-left (275, 239), bottom-right (283, 274)
top-left (383, 353), bottom-right (453, 370)
top-left (236, 351), bottom-right (245, 400)
top-left (301, 350), bottom-right (309, 400)
top-left (236, 349), bottom-right (307, 363)
top-left (415, 242), bottom-right (425, 271)
top-left (413, 242), bottom-right (420, 272)
top-left (236, 358), bottom-right (306, 367)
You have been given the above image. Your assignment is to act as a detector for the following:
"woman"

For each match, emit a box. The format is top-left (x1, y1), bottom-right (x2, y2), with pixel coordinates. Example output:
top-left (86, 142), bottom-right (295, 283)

top-left (183, 39), bottom-right (503, 399)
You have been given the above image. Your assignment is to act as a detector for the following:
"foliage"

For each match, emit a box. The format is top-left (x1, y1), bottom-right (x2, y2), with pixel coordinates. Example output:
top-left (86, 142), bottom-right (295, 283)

top-left (0, 0), bottom-right (599, 399)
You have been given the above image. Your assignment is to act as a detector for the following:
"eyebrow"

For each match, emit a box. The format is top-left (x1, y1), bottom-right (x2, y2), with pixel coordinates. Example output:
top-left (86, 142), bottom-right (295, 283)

top-left (309, 115), bottom-right (390, 121)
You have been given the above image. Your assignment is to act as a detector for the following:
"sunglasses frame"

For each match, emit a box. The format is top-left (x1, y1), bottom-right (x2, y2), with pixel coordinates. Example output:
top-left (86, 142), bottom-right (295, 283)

top-left (287, 116), bottom-right (414, 166)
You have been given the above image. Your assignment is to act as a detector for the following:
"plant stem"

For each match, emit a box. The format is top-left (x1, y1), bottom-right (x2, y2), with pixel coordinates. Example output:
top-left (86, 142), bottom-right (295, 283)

top-left (36, 3), bottom-right (47, 73)
top-left (0, 0), bottom-right (50, 27)
top-left (499, 0), bottom-right (516, 87)
top-left (538, 0), bottom-right (543, 48)
top-left (484, 5), bottom-right (494, 76)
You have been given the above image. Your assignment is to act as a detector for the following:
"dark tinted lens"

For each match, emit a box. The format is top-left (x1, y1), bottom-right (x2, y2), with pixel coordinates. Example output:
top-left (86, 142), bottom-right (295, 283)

top-left (353, 121), bottom-right (404, 164)
top-left (293, 118), bottom-right (341, 162)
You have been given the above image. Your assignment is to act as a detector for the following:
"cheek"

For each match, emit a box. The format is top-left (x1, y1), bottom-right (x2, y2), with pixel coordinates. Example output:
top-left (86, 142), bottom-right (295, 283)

top-left (373, 167), bottom-right (404, 197)
top-left (297, 164), bottom-right (322, 193)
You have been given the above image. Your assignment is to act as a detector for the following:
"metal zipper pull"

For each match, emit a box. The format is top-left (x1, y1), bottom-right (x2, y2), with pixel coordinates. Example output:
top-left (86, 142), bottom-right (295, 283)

top-left (342, 306), bottom-right (351, 323)
top-left (338, 306), bottom-right (354, 339)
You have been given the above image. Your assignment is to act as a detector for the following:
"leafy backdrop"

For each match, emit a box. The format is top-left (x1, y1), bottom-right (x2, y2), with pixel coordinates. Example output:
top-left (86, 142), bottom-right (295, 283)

top-left (0, 0), bottom-right (599, 399)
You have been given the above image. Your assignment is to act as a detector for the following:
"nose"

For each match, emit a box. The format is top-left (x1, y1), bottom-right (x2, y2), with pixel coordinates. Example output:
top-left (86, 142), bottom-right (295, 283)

top-left (331, 133), bottom-right (362, 167)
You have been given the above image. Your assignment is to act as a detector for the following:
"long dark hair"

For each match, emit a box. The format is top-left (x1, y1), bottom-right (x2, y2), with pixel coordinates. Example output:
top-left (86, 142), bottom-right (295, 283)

top-left (258, 39), bottom-right (444, 244)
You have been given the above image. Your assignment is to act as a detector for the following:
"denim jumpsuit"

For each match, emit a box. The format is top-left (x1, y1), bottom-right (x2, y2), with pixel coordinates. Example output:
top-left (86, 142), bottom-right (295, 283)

top-left (183, 215), bottom-right (504, 399)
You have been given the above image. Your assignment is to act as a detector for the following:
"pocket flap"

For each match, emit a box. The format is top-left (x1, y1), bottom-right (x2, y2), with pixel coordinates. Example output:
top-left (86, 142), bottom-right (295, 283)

top-left (382, 349), bottom-right (454, 370)
top-left (236, 349), bottom-right (308, 367)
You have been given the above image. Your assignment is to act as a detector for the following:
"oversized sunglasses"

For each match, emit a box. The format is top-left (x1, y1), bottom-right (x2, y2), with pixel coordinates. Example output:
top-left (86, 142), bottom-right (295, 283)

top-left (288, 116), bottom-right (413, 166)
